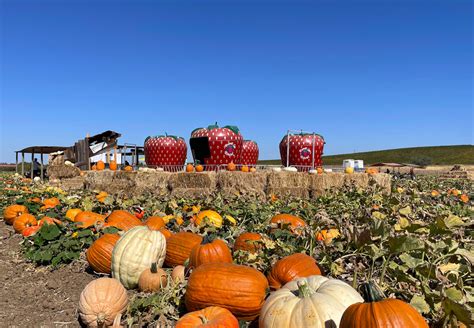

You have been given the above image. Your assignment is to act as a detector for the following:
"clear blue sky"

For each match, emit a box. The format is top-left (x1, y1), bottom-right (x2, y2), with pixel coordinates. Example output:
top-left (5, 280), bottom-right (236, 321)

top-left (1, 0), bottom-right (472, 163)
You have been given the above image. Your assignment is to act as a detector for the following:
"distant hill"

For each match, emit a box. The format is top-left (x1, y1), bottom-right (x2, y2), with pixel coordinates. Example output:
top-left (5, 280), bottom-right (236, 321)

top-left (259, 145), bottom-right (474, 166)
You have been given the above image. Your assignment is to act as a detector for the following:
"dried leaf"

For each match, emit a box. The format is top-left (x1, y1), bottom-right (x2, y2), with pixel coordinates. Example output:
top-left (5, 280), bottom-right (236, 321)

top-left (410, 295), bottom-right (430, 314)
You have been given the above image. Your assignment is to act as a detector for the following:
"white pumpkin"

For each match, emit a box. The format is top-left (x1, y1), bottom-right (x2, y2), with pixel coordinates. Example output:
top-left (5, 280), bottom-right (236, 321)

top-left (259, 275), bottom-right (363, 328)
top-left (283, 166), bottom-right (298, 172)
top-left (308, 169), bottom-right (317, 174)
top-left (111, 226), bottom-right (166, 289)
top-left (272, 167), bottom-right (282, 172)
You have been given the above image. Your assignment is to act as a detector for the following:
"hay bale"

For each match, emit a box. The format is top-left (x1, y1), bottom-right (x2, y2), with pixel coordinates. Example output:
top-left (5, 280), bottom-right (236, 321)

top-left (217, 171), bottom-right (268, 199)
top-left (134, 171), bottom-right (171, 196)
top-left (369, 173), bottom-right (392, 194)
top-left (266, 172), bottom-right (311, 199)
top-left (57, 176), bottom-right (85, 191)
top-left (47, 165), bottom-right (81, 180)
top-left (169, 172), bottom-right (217, 198)
top-left (170, 187), bottom-right (214, 199)
top-left (344, 173), bottom-right (370, 188)
top-left (84, 171), bottom-right (137, 196)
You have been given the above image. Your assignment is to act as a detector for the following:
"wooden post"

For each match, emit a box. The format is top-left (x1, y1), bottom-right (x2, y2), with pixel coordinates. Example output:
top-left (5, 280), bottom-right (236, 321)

top-left (31, 152), bottom-right (34, 179)
top-left (21, 152), bottom-right (25, 176)
top-left (135, 145), bottom-right (139, 168)
top-left (106, 151), bottom-right (110, 164)
top-left (15, 152), bottom-right (18, 174)
top-left (40, 153), bottom-right (44, 180)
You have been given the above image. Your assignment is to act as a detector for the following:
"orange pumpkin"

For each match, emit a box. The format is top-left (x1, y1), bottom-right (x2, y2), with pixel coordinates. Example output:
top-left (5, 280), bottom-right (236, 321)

top-left (75, 211), bottom-right (105, 228)
top-left (109, 160), bottom-right (117, 171)
top-left (185, 262), bottom-right (268, 320)
top-left (22, 225), bottom-right (41, 237)
top-left (195, 164), bottom-right (204, 172)
top-left (233, 232), bottom-right (262, 253)
top-left (241, 165), bottom-right (249, 172)
top-left (267, 253), bottom-right (322, 290)
top-left (270, 213), bottom-right (307, 235)
top-left (145, 216), bottom-right (165, 230)
top-left (189, 237), bottom-right (233, 269)
top-left (3, 204), bottom-right (28, 225)
top-left (165, 232), bottom-right (203, 267)
top-left (176, 306), bottom-right (239, 328)
top-left (91, 164), bottom-right (97, 171)
top-left (86, 233), bottom-right (120, 274)
top-left (96, 160), bottom-right (105, 171)
top-left (65, 208), bottom-right (82, 221)
top-left (96, 191), bottom-right (108, 203)
top-left (317, 167), bottom-right (323, 174)
top-left (186, 164), bottom-right (194, 172)
top-left (40, 197), bottom-right (60, 211)
top-left (138, 263), bottom-right (168, 293)
top-left (124, 165), bottom-right (133, 172)
top-left (159, 227), bottom-right (173, 240)
top-left (250, 167), bottom-right (257, 172)
top-left (28, 197), bottom-right (41, 203)
top-left (104, 210), bottom-right (142, 231)
top-left (13, 213), bottom-right (37, 234)
top-left (227, 162), bottom-right (236, 171)
top-left (340, 281), bottom-right (429, 328)
top-left (38, 217), bottom-right (62, 226)
top-left (315, 228), bottom-right (340, 245)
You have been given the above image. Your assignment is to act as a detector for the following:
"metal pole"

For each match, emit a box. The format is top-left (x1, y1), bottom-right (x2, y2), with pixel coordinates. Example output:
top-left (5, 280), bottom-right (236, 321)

top-left (21, 152), bottom-right (25, 176)
top-left (312, 133), bottom-right (316, 169)
top-left (286, 130), bottom-right (290, 167)
top-left (31, 152), bottom-right (34, 179)
top-left (40, 153), bottom-right (44, 181)
top-left (15, 152), bottom-right (18, 174)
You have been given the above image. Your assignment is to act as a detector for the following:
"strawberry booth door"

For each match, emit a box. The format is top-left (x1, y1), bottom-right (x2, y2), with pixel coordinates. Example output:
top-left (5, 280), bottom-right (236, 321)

top-left (190, 137), bottom-right (211, 166)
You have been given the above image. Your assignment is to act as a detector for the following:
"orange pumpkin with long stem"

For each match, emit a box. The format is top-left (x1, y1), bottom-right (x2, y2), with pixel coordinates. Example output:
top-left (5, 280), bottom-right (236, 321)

top-left (3, 204), bottom-right (28, 225)
top-left (267, 253), bottom-right (322, 290)
top-left (176, 306), bottom-right (239, 328)
top-left (340, 281), bottom-right (429, 328)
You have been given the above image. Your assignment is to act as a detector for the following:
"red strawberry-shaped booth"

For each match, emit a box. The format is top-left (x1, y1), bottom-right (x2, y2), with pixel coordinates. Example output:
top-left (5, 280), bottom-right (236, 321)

top-left (240, 140), bottom-right (259, 166)
top-left (190, 123), bottom-right (243, 169)
top-left (144, 134), bottom-right (187, 171)
top-left (279, 132), bottom-right (325, 171)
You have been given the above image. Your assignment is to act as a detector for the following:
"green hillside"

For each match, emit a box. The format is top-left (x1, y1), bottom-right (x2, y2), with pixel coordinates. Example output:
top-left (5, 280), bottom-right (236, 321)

top-left (259, 145), bottom-right (474, 166)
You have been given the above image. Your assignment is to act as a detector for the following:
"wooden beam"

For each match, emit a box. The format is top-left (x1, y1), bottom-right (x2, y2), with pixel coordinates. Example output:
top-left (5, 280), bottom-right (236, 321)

top-left (40, 153), bottom-right (44, 180)
top-left (21, 152), bottom-right (25, 175)
top-left (15, 152), bottom-right (18, 174)
top-left (31, 152), bottom-right (34, 179)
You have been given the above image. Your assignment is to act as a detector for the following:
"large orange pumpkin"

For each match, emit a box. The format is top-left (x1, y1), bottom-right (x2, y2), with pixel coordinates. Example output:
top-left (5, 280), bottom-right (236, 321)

top-left (13, 213), bottom-right (37, 234)
top-left (86, 233), bottom-right (121, 274)
top-left (267, 253), bottom-right (322, 290)
top-left (340, 281), bottom-right (429, 328)
top-left (104, 210), bottom-right (142, 231)
top-left (96, 160), bottom-right (105, 171)
top-left (176, 306), bottom-right (239, 328)
top-left (145, 216), bottom-right (165, 230)
top-left (189, 237), bottom-right (233, 269)
top-left (165, 232), bottom-right (203, 267)
top-left (75, 211), bottom-right (105, 228)
top-left (3, 204), bottom-right (28, 225)
top-left (185, 262), bottom-right (268, 320)
top-left (233, 232), bottom-right (262, 253)
top-left (270, 213), bottom-right (307, 235)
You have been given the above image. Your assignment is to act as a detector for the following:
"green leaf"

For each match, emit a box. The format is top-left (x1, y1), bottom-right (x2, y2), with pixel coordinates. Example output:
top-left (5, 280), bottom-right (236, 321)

top-left (410, 295), bottom-right (430, 314)
top-left (399, 253), bottom-right (423, 269)
top-left (399, 206), bottom-right (412, 216)
top-left (445, 288), bottom-right (463, 302)
top-left (437, 214), bottom-right (466, 229)
top-left (40, 224), bottom-right (61, 241)
top-left (443, 298), bottom-right (474, 325)
top-left (455, 248), bottom-right (474, 265)
top-left (372, 211), bottom-right (386, 220)
top-left (388, 235), bottom-right (424, 254)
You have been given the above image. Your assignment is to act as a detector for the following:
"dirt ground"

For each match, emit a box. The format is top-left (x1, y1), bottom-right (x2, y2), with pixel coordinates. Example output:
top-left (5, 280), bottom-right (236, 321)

top-left (0, 223), bottom-right (94, 328)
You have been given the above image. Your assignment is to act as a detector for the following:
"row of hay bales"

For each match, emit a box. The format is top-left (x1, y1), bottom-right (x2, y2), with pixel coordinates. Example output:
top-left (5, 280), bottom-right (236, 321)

top-left (52, 170), bottom-right (391, 199)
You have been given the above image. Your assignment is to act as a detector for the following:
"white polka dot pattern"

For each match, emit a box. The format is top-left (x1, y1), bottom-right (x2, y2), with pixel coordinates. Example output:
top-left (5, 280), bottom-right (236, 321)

top-left (144, 136), bottom-right (187, 169)
top-left (279, 134), bottom-right (325, 169)
top-left (190, 126), bottom-right (243, 166)
top-left (240, 140), bottom-right (259, 165)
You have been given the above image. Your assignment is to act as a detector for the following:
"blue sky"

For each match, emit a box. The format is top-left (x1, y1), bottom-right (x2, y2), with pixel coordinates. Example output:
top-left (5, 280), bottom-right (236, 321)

top-left (1, 0), bottom-right (472, 163)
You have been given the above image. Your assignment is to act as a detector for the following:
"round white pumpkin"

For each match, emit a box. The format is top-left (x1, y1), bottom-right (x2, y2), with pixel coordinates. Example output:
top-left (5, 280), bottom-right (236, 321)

top-left (283, 166), bottom-right (298, 172)
top-left (259, 275), bottom-right (363, 328)
top-left (78, 277), bottom-right (128, 328)
top-left (111, 226), bottom-right (166, 289)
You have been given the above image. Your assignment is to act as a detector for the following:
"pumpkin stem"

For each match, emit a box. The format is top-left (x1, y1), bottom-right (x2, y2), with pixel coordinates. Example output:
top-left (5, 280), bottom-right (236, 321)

top-left (97, 313), bottom-right (106, 328)
top-left (201, 234), bottom-right (213, 245)
top-left (151, 262), bottom-right (158, 274)
top-left (199, 314), bottom-right (208, 324)
top-left (297, 280), bottom-right (312, 298)
top-left (361, 281), bottom-right (386, 303)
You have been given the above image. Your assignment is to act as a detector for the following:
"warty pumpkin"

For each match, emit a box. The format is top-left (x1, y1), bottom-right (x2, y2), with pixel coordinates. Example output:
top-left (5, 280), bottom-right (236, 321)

top-left (193, 210), bottom-right (223, 228)
top-left (13, 213), bottom-right (37, 234)
top-left (111, 226), bottom-right (167, 289)
top-left (270, 213), bottom-right (307, 235)
top-left (138, 262), bottom-right (168, 293)
top-left (267, 253), bottom-right (322, 290)
top-left (260, 275), bottom-right (363, 328)
top-left (185, 262), bottom-right (268, 320)
top-left (78, 277), bottom-right (128, 328)
top-left (189, 237), bottom-right (233, 269)
top-left (86, 233), bottom-right (121, 274)
top-left (233, 232), bottom-right (262, 253)
top-left (165, 231), bottom-right (203, 267)
top-left (339, 281), bottom-right (428, 328)
top-left (176, 306), bottom-right (239, 328)
top-left (104, 210), bottom-right (142, 231)
top-left (75, 211), bottom-right (105, 228)
top-left (3, 204), bottom-right (28, 225)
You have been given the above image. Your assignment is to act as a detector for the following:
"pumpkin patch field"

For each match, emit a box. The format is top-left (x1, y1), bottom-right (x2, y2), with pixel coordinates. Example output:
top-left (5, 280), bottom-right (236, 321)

top-left (0, 172), bottom-right (473, 327)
